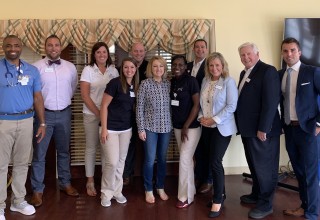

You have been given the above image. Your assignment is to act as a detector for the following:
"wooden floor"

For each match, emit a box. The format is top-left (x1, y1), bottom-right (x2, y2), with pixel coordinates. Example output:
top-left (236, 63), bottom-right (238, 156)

top-left (4, 174), bottom-right (317, 220)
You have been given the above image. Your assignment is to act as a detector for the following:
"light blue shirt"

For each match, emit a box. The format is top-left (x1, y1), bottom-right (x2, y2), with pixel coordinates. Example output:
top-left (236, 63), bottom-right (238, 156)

top-left (0, 58), bottom-right (41, 120)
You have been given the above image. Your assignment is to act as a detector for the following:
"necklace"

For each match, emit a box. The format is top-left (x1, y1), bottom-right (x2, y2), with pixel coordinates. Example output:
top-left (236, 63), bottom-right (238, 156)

top-left (207, 80), bottom-right (218, 103)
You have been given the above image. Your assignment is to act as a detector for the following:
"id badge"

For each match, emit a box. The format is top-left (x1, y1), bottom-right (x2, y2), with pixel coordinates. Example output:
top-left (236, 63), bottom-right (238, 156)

top-left (18, 76), bottom-right (29, 86)
top-left (130, 91), bottom-right (135, 97)
top-left (45, 68), bottom-right (54, 73)
top-left (171, 100), bottom-right (179, 106)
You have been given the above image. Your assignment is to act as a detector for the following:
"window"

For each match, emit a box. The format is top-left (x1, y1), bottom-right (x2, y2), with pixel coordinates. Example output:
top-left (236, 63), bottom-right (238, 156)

top-left (13, 44), bottom-right (181, 165)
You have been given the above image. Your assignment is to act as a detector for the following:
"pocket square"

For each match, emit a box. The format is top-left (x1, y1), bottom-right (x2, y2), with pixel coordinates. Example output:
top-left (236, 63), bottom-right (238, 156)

top-left (301, 82), bottom-right (310, 86)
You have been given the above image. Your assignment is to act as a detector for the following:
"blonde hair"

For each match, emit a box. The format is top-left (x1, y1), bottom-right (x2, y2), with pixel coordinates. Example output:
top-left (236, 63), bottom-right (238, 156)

top-left (146, 56), bottom-right (168, 79)
top-left (205, 52), bottom-right (230, 79)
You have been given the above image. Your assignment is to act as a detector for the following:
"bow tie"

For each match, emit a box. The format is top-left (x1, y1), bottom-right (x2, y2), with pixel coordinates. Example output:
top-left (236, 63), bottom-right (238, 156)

top-left (48, 59), bottom-right (61, 66)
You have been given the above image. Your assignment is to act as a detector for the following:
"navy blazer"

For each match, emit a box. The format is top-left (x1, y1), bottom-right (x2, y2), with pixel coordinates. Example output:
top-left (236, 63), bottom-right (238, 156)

top-left (236, 60), bottom-right (281, 137)
top-left (279, 63), bottom-right (320, 134)
top-left (187, 60), bottom-right (205, 87)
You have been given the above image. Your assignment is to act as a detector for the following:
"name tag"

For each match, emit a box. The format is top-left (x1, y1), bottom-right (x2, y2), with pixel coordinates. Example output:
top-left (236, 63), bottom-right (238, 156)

top-left (171, 100), bottom-right (179, 106)
top-left (130, 91), bottom-right (135, 97)
top-left (45, 68), bottom-right (54, 73)
top-left (18, 76), bottom-right (29, 85)
top-left (215, 85), bottom-right (222, 90)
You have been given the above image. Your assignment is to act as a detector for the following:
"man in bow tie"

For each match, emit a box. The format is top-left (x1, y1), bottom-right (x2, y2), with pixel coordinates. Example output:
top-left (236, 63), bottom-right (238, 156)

top-left (279, 37), bottom-right (320, 220)
top-left (30, 35), bottom-right (78, 207)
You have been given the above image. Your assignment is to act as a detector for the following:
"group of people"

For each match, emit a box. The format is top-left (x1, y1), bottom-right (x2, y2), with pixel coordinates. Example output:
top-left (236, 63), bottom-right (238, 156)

top-left (0, 34), bottom-right (319, 220)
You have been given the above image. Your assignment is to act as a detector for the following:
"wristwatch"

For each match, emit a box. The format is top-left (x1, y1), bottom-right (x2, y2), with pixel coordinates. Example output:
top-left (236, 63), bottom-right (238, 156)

top-left (40, 123), bottom-right (47, 127)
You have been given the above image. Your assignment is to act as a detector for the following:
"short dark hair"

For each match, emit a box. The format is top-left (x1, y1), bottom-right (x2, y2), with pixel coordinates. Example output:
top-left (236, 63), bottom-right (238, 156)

top-left (3, 34), bottom-right (21, 42)
top-left (281, 37), bottom-right (301, 51)
top-left (171, 55), bottom-right (187, 65)
top-left (193, 39), bottom-right (207, 48)
top-left (89, 42), bottom-right (113, 67)
top-left (45, 34), bottom-right (61, 46)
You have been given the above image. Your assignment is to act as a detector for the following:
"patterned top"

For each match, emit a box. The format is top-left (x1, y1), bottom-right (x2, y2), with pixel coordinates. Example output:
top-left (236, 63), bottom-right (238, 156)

top-left (136, 78), bottom-right (172, 133)
top-left (200, 80), bottom-right (218, 128)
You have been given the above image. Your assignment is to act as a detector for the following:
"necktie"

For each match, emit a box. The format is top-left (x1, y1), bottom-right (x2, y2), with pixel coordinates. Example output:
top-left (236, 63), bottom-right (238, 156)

top-left (48, 59), bottom-right (61, 66)
top-left (238, 69), bottom-right (251, 95)
top-left (284, 68), bottom-right (293, 125)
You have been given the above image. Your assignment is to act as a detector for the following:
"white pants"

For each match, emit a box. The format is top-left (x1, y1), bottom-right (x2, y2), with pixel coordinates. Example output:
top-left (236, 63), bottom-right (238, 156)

top-left (174, 127), bottom-right (201, 203)
top-left (100, 129), bottom-right (131, 200)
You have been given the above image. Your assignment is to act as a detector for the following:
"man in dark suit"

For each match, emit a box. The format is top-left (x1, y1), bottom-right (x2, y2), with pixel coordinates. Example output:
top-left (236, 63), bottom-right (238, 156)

top-left (280, 37), bottom-right (320, 220)
top-left (236, 42), bottom-right (281, 219)
top-left (187, 39), bottom-right (212, 194)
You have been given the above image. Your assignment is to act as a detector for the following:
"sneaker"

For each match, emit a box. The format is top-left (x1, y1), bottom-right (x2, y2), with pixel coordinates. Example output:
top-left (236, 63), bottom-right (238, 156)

top-left (10, 201), bottom-right (35, 215)
top-left (113, 194), bottom-right (127, 204)
top-left (0, 209), bottom-right (5, 220)
top-left (101, 198), bottom-right (111, 207)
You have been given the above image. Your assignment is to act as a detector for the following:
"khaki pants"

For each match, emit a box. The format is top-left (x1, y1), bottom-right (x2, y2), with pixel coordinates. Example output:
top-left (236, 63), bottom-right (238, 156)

top-left (0, 117), bottom-right (33, 209)
top-left (100, 129), bottom-right (131, 200)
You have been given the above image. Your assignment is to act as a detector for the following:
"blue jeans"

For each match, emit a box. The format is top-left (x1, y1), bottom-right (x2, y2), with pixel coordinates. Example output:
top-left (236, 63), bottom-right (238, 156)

top-left (143, 130), bottom-right (171, 191)
top-left (31, 108), bottom-right (72, 192)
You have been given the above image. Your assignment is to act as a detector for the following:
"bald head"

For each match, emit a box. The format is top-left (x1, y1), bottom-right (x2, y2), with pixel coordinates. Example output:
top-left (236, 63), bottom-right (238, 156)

top-left (2, 35), bottom-right (22, 65)
top-left (130, 42), bottom-right (146, 66)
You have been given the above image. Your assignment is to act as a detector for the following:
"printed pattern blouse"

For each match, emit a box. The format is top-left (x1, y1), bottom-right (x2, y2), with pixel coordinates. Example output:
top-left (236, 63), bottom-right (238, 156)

top-left (136, 78), bottom-right (172, 133)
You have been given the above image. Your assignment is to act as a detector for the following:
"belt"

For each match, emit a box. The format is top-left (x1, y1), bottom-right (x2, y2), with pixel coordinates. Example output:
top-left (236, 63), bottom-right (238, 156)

top-left (0, 108), bottom-right (34, 116)
top-left (289, 120), bottom-right (300, 126)
top-left (45, 106), bottom-right (70, 112)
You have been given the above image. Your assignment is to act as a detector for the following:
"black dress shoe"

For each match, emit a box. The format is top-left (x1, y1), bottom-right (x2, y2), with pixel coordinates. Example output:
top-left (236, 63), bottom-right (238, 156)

top-left (248, 208), bottom-right (273, 219)
top-left (240, 194), bottom-right (258, 204)
top-left (208, 203), bottom-right (223, 218)
top-left (207, 194), bottom-right (226, 208)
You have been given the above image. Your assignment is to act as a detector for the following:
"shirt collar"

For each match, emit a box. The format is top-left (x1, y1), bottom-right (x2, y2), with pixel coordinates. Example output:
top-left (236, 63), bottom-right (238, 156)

top-left (286, 60), bottom-right (301, 72)
top-left (194, 58), bottom-right (205, 66)
top-left (45, 57), bottom-right (61, 66)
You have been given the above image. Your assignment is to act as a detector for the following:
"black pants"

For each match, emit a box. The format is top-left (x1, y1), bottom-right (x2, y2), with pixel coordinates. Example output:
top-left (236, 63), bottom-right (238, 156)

top-left (202, 127), bottom-right (231, 203)
top-left (123, 121), bottom-right (138, 178)
top-left (241, 135), bottom-right (280, 211)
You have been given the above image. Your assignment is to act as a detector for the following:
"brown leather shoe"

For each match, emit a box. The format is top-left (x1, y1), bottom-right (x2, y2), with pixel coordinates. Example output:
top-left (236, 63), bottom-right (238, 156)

top-left (198, 183), bottom-right (212, 194)
top-left (123, 177), bottom-right (130, 186)
top-left (283, 207), bottom-right (304, 217)
top-left (60, 185), bottom-right (79, 197)
top-left (30, 192), bottom-right (43, 207)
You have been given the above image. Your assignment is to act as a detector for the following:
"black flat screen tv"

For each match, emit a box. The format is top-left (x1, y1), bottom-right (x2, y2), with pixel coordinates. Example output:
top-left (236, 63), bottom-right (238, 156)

top-left (284, 18), bottom-right (320, 67)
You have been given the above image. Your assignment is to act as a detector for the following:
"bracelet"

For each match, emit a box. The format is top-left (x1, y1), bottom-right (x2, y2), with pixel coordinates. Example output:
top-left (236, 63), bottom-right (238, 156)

top-left (40, 123), bottom-right (46, 127)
